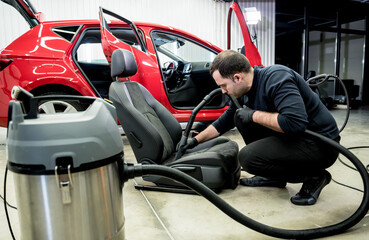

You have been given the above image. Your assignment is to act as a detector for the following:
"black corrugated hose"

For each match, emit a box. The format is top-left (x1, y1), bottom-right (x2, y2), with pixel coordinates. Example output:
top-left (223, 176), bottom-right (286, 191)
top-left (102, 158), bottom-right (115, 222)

top-left (124, 129), bottom-right (369, 239)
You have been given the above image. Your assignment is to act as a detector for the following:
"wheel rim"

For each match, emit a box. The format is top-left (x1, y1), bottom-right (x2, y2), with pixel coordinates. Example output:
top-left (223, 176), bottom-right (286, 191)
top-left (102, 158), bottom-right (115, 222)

top-left (38, 100), bottom-right (78, 114)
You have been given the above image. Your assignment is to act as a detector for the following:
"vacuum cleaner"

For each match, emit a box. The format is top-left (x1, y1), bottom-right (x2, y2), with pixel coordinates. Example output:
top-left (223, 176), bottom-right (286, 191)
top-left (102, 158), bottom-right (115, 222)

top-left (6, 87), bottom-right (125, 240)
top-left (5, 86), bottom-right (369, 240)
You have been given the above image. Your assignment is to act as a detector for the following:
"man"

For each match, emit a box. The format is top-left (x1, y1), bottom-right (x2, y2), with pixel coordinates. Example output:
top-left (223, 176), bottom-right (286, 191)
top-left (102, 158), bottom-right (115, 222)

top-left (185, 50), bottom-right (340, 206)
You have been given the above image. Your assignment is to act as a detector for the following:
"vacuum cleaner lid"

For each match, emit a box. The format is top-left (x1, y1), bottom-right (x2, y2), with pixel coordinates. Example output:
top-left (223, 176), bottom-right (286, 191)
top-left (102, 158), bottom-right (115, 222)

top-left (7, 98), bottom-right (123, 174)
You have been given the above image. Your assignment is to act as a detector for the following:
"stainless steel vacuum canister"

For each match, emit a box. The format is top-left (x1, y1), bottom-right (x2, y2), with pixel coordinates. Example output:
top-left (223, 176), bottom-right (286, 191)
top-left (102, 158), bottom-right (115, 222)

top-left (7, 97), bottom-right (125, 240)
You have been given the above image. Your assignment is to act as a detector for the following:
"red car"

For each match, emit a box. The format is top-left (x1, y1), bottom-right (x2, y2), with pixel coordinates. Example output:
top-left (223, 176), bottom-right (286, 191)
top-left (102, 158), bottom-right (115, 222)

top-left (0, 0), bottom-right (262, 127)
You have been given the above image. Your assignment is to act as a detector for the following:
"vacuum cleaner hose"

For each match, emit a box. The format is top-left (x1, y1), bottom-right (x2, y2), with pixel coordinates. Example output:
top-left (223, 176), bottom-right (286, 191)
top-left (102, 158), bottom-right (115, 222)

top-left (130, 131), bottom-right (369, 239)
top-left (306, 74), bottom-right (350, 133)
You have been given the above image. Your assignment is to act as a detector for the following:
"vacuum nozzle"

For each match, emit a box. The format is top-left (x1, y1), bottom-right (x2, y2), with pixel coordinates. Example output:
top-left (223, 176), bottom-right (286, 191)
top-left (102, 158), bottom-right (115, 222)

top-left (11, 86), bottom-right (34, 101)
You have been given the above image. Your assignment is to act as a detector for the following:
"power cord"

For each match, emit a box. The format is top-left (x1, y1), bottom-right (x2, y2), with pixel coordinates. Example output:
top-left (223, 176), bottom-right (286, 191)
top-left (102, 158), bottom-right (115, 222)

top-left (1, 193), bottom-right (17, 210)
top-left (3, 166), bottom-right (16, 240)
top-left (332, 146), bottom-right (369, 193)
top-left (2, 102), bottom-right (17, 240)
top-left (338, 146), bottom-right (369, 171)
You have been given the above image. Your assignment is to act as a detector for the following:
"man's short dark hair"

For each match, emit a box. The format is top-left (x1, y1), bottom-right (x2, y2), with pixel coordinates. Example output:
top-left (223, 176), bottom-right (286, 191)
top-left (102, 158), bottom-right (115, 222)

top-left (210, 50), bottom-right (252, 79)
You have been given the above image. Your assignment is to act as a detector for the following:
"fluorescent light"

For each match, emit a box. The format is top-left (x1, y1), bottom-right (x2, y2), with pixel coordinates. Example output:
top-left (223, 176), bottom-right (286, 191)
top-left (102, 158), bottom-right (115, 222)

top-left (244, 7), bottom-right (261, 25)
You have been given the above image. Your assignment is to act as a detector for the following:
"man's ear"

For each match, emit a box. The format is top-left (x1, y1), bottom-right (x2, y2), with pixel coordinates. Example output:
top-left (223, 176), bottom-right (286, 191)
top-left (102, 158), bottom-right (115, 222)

top-left (233, 73), bottom-right (242, 83)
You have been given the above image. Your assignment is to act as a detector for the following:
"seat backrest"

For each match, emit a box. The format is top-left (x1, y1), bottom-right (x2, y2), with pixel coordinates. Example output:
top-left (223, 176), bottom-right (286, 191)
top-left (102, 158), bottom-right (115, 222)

top-left (109, 49), bottom-right (182, 164)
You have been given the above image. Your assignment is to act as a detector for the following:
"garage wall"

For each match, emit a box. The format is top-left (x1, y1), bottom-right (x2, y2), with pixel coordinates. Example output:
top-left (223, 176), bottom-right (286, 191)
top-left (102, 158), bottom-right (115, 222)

top-left (308, 20), bottom-right (366, 100)
top-left (238, 0), bottom-right (275, 66)
top-left (0, 0), bottom-right (275, 66)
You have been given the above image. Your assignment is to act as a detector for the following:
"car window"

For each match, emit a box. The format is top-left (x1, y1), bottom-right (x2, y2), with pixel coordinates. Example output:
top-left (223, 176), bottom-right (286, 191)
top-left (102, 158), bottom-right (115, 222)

top-left (151, 31), bottom-right (217, 68)
top-left (76, 42), bottom-right (107, 64)
top-left (75, 28), bottom-right (143, 64)
top-left (100, 7), bottom-right (146, 53)
top-left (111, 28), bottom-right (144, 51)
top-left (157, 51), bottom-right (175, 67)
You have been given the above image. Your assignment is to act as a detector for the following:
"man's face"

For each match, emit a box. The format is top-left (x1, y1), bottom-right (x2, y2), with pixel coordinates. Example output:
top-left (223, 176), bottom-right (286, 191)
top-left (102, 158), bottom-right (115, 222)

top-left (212, 70), bottom-right (243, 98)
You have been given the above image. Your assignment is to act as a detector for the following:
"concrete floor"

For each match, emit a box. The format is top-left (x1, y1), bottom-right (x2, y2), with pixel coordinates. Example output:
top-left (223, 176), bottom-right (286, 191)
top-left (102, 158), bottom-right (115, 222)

top-left (0, 106), bottom-right (369, 239)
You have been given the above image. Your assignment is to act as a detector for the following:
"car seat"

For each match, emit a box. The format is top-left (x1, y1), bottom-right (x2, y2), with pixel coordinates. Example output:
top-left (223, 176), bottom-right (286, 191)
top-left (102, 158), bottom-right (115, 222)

top-left (108, 49), bottom-right (240, 192)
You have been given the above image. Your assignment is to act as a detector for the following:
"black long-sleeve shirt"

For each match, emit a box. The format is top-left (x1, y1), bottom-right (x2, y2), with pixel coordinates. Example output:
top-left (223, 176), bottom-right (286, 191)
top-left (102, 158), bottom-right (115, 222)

top-left (212, 65), bottom-right (339, 140)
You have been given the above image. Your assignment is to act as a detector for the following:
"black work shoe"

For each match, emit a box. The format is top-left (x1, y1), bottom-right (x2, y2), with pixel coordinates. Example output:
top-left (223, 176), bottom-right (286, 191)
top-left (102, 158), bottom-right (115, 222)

top-left (290, 171), bottom-right (332, 206)
top-left (240, 176), bottom-right (287, 188)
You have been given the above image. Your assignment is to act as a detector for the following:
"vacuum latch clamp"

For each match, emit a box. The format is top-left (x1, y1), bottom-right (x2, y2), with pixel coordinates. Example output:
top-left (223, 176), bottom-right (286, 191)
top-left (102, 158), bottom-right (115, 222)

top-left (55, 164), bottom-right (73, 204)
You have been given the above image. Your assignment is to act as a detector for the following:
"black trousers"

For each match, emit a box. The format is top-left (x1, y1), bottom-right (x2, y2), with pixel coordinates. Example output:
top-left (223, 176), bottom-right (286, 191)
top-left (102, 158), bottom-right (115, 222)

top-left (235, 119), bottom-right (339, 183)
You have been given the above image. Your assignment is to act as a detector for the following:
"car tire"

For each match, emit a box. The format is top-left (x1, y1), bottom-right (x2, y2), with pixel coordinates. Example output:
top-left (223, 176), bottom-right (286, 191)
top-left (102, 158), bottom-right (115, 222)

top-left (38, 92), bottom-right (85, 114)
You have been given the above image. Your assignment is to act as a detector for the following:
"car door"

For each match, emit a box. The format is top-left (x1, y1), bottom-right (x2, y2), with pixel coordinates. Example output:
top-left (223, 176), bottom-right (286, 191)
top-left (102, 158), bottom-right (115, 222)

top-left (99, 7), bottom-right (161, 87)
top-left (227, 0), bottom-right (262, 67)
top-left (1, 0), bottom-right (42, 28)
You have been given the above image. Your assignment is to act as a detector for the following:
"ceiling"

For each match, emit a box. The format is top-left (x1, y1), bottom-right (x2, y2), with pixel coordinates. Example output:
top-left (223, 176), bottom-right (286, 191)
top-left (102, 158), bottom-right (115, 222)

top-left (276, 0), bottom-right (369, 37)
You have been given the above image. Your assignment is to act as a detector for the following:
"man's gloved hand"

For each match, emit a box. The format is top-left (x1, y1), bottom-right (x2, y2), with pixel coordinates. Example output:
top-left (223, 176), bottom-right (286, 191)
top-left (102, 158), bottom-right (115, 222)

top-left (235, 105), bottom-right (255, 124)
top-left (179, 137), bottom-right (199, 152)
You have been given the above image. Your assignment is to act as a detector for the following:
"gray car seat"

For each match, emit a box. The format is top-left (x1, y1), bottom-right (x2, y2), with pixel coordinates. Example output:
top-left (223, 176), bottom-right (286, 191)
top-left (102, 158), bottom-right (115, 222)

top-left (108, 49), bottom-right (240, 192)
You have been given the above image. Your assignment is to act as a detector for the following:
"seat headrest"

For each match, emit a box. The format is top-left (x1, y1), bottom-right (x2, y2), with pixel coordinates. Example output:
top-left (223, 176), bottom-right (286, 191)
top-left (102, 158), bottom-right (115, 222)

top-left (111, 49), bottom-right (138, 78)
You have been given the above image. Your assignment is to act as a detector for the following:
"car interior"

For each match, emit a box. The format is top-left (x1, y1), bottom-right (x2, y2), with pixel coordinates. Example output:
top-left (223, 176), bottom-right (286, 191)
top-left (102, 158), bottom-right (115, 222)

top-left (73, 28), bottom-right (113, 99)
top-left (73, 28), bottom-right (145, 99)
top-left (151, 31), bottom-right (225, 108)
top-left (73, 28), bottom-right (227, 109)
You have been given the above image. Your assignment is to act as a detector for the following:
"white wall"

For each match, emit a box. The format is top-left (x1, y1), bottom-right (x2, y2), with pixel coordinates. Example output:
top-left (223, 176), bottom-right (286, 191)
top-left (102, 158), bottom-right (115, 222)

top-left (238, 0), bottom-right (275, 66)
top-left (0, 0), bottom-right (275, 66)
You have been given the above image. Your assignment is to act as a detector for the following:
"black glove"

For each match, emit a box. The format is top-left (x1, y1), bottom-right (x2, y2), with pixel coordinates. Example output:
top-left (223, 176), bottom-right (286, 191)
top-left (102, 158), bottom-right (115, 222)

top-left (235, 105), bottom-right (255, 124)
top-left (180, 137), bottom-right (199, 152)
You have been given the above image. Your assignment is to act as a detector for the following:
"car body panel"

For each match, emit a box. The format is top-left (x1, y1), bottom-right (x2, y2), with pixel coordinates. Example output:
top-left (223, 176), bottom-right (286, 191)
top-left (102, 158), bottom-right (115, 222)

top-left (0, 0), bottom-right (262, 127)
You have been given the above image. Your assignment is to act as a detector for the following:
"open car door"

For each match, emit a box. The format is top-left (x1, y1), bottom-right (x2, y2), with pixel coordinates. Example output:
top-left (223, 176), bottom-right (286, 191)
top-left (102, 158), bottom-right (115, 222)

top-left (1, 0), bottom-right (42, 28)
top-left (227, 0), bottom-right (262, 67)
top-left (99, 7), bottom-right (158, 84)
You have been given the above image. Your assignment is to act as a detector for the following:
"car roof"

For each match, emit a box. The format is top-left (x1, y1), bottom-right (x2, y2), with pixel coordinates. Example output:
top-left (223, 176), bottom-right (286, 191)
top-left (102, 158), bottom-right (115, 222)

top-left (40, 19), bottom-right (219, 50)
top-left (41, 19), bottom-right (177, 31)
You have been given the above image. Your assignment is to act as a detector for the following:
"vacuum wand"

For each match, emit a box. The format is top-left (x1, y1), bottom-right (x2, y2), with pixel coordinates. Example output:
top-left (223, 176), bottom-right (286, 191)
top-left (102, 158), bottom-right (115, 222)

top-left (226, 94), bottom-right (242, 109)
top-left (175, 88), bottom-right (222, 160)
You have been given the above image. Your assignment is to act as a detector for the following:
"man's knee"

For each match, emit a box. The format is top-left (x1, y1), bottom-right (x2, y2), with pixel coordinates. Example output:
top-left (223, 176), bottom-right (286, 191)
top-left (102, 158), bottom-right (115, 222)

top-left (238, 146), bottom-right (263, 174)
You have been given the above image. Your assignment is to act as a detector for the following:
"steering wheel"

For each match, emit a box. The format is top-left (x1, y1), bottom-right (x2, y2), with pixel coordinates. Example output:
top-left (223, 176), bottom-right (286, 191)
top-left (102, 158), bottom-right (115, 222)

top-left (163, 61), bottom-right (177, 80)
